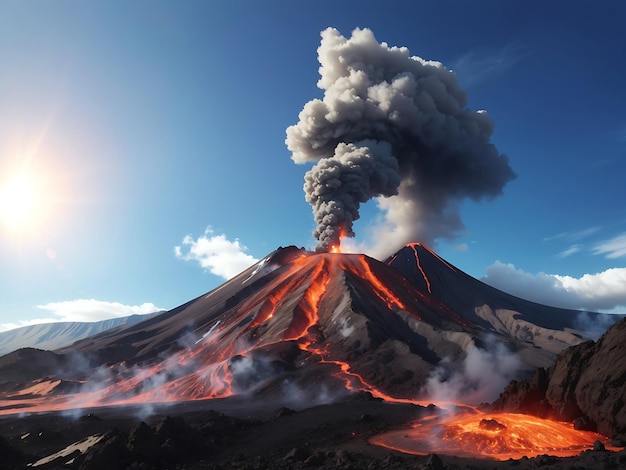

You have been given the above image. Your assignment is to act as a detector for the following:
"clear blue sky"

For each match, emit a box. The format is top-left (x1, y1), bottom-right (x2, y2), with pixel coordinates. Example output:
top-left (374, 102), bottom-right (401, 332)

top-left (1, 1), bottom-right (625, 330)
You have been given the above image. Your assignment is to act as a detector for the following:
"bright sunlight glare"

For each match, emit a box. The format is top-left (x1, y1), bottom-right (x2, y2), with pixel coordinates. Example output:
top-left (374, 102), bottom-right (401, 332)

top-left (0, 173), bottom-right (38, 229)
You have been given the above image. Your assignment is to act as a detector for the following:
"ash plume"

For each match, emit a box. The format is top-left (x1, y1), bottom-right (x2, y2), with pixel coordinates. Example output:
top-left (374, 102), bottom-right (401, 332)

top-left (286, 27), bottom-right (515, 253)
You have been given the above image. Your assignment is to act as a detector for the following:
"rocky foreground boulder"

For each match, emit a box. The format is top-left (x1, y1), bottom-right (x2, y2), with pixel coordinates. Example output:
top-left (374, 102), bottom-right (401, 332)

top-left (493, 317), bottom-right (626, 440)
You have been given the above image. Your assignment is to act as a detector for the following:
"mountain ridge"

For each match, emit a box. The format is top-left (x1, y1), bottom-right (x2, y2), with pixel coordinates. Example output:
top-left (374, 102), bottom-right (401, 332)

top-left (0, 243), bottom-right (615, 416)
top-left (0, 312), bottom-right (162, 356)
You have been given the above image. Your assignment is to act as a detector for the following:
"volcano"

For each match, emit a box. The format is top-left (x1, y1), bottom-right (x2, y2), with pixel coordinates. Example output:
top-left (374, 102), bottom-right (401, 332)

top-left (1, 243), bottom-right (623, 468)
top-left (0, 243), bottom-right (603, 415)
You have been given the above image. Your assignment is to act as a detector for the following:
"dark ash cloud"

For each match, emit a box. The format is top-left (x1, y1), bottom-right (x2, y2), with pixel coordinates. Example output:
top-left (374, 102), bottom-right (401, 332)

top-left (286, 27), bottom-right (515, 253)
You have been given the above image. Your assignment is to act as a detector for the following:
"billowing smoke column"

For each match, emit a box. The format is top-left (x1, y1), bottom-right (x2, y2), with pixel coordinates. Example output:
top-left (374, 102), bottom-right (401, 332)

top-left (286, 27), bottom-right (515, 253)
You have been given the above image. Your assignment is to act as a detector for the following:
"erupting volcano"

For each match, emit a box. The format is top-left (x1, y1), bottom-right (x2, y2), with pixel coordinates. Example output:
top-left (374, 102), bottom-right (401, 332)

top-left (2, 25), bottom-right (624, 470)
top-left (1, 243), bottom-right (622, 468)
top-left (0, 244), bottom-right (599, 414)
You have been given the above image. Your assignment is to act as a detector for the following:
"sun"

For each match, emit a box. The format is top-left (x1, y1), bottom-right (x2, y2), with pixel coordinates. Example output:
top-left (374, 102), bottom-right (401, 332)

top-left (0, 172), bottom-right (38, 230)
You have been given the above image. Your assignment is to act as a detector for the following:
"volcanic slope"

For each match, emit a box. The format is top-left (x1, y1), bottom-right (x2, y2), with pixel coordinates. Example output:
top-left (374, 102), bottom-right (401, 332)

top-left (386, 243), bottom-right (606, 363)
top-left (0, 245), bottom-right (605, 415)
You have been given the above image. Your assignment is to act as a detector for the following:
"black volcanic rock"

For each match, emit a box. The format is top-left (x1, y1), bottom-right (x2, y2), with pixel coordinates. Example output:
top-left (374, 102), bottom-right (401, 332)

top-left (493, 317), bottom-right (626, 440)
top-left (76, 430), bottom-right (129, 470)
top-left (74, 417), bottom-right (207, 470)
top-left (0, 435), bottom-right (32, 468)
top-left (386, 243), bottom-right (606, 333)
top-left (0, 348), bottom-right (67, 384)
top-left (491, 367), bottom-right (552, 417)
top-left (3, 397), bottom-right (626, 469)
top-left (0, 244), bottom-right (616, 416)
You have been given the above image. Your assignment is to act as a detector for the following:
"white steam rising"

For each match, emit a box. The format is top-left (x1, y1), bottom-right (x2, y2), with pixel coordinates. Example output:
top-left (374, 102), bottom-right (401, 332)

top-left (424, 337), bottom-right (521, 404)
top-left (287, 27), bottom-right (515, 253)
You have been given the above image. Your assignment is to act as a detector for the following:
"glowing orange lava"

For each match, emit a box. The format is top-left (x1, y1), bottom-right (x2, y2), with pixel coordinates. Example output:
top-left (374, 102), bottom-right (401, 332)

top-left (371, 407), bottom-right (618, 460)
top-left (0, 251), bottom-right (474, 416)
top-left (409, 244), bottom-right (431, 293)
top-left (0, 249), bottom-right (619, 464)
top-left (328, 227), bottom-right (348, 253)
top-left (407, 242), bottom-right (457, 272)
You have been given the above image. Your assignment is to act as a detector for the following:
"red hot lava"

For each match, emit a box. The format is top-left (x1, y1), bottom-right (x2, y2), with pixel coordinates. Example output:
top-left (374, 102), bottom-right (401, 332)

top-left (0, 248), bottom-right (619, 462)
top-left (327, 227), bottom-right (347, 253)
top-left (0, 250), bottom-right (442, 415)
top-left (370, 405), bottom-right (618, 460)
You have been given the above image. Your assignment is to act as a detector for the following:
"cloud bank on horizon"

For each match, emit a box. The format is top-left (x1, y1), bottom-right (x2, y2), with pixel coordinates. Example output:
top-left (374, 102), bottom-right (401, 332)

top-left (483, 231), bottom-right (626, 313)
top-left (286, 27), bottom-right (515, 255)
top-left (483, 262), bottom-right (626, 313)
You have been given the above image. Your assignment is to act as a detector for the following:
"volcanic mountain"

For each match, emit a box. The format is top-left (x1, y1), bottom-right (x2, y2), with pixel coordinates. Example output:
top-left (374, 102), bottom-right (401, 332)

top-left (0, 243), bottom-right (605, 416)
top-left (386, 244), bottom-right (604, 358)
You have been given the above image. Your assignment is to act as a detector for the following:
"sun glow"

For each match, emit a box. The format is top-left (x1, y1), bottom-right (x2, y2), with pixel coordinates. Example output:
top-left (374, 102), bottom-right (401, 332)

top-left (0, 172), bottom-right (40, 230)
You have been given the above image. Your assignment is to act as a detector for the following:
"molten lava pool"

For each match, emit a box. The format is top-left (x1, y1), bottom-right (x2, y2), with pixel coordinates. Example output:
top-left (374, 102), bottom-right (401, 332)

top-left (371, 407), bottom-right (616, 460)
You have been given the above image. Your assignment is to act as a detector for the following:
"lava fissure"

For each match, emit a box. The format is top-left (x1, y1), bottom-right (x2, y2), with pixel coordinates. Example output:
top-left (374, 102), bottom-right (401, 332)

top-left (409, 244), bottom-right (432, 293)
top-left (284, 256), bottom-right (333, 341)
top-left (342, 255), bottom-right (409, 312)
top-left (407, 242), bottom-right (457, 272)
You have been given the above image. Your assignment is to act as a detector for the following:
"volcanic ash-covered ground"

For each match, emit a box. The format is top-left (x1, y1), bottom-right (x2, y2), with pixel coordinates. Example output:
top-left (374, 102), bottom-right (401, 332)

top-left (0, 244), bottom-right (624, 469)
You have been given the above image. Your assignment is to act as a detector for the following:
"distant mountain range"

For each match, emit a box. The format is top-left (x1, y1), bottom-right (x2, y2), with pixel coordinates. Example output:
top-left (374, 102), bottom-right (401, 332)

top-left (0, 312), bottom-right (162, 356)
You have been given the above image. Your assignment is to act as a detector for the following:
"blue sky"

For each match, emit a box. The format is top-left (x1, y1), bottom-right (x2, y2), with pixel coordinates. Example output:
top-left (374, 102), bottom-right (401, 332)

top-left (1, 1), bottom-right (625, 331)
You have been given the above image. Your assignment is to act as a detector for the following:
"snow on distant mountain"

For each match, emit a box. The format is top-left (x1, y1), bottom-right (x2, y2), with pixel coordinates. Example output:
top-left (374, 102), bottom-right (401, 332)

top-left (0, 312), bottom-right (162, 356)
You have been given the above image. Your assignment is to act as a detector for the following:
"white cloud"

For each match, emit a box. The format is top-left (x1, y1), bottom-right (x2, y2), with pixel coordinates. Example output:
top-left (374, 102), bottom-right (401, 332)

top-left (452, 43), bottom-right (526, 87)
top-left (593, 232), bottom-right (626, 259)
top-left (174, 227), bottom-right (259, 279)
top-left (454, 243), bottom-right (469, 252)
top-left (36, 299), bottom-right (163, 323)
top-left (482, 261), bottom-right (626, 312)
top-left (544, 226), bottom-right (601, 243)
top-left (556, 244), bottom-right (581, 258)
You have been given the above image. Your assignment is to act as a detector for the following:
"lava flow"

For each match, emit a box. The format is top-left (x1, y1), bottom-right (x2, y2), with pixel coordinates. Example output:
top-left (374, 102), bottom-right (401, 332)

top-left (0, 246), bottom-right (620, 462)
top-left (370, 406), bottom-right (618, 460)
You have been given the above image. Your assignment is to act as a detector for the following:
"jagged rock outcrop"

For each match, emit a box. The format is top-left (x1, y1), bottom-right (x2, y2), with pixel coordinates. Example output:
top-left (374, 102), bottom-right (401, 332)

top-left (493, 317), bottom-right (626, 440)
top-left (74, 416), bottom-right (206, 470)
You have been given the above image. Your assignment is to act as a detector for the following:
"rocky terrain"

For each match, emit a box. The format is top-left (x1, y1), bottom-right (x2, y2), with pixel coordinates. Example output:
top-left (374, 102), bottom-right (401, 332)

top-left (0, 394), bottom-right (619, 470)
top-left (493, 317), bottom-right (626, 441)
top-left (0, 244), bottom-right (608, 414)
top-left (0, 244), bottom-right (623, 469)
top-left (1, 395), bottom-right (625, 470)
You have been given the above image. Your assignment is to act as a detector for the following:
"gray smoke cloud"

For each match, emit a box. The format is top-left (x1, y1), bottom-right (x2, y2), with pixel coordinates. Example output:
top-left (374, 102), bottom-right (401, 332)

top-left (286, 27), bottom-right (515, 253)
